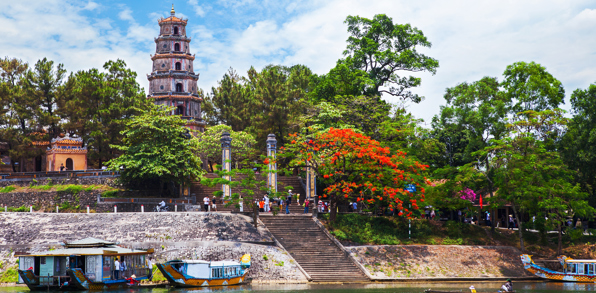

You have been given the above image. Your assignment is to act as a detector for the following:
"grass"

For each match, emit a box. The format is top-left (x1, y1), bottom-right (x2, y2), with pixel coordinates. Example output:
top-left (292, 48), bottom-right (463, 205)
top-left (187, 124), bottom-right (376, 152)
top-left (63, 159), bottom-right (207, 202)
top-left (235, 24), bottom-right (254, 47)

top-left (324, 213), bottom-right (491, 245)
top-left (0, 186), bottom-right (16, 193)
top-left (149, 265), bottom-right (167, 282)
top-left (0, 265), bottom-right (18, 283)
top-left (323, 213), bottom-right (596, 259)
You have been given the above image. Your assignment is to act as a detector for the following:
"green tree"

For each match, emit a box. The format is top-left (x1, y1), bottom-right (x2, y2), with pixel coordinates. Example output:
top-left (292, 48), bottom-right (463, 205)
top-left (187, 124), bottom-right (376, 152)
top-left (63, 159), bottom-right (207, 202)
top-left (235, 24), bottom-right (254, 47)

top-left (106, 105), bottom-right (204, 195)
top-left (23, 58), bottom-right (66, 140)
top-left (0, 57), bottom-right (40, 171)
top-left (342, 14), bottom-right (439, 102)
top-left (205, 68), bottom-right (253, 131)
top-left (245, 64), bottom-right (312, 148)
top-left (59, 59), bottom-right (150, 168)
top-left (201, 165), bottom-right (287, 228)
top-left (560, 83), bottom-right (596, 206)
top-left (487, 110), bottom-right (572, 251)
top-left (502, 61), bottom-right (565, 113)
top-left (196, 124), bottom-right (257, 172)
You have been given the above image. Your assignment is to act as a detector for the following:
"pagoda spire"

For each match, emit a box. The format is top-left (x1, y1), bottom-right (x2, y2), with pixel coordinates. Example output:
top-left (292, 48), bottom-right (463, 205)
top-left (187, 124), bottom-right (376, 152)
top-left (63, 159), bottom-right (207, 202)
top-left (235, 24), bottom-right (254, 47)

top-left (171, 4), bottom-right (175, 16)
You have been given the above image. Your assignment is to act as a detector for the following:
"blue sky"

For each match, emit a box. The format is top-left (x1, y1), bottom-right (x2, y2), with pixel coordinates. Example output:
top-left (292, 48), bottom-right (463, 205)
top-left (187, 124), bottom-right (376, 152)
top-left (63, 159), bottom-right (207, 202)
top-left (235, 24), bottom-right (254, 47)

top-left (1, 0), bottom-right (596, 124)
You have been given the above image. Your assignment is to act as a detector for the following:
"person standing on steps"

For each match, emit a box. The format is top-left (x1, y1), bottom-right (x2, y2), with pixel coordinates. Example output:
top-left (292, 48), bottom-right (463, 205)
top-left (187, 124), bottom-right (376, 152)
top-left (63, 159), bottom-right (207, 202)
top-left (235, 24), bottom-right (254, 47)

top-left (304, 199), bottom-right (309, 214)
top-left (264, 194), bottom-right (270, 212)
top-left (285, 193), bottom-right (291, 214)
top-left (211, 197), bottom-right (217, 212)
top-left (203, 196), bottom-right (210, 212)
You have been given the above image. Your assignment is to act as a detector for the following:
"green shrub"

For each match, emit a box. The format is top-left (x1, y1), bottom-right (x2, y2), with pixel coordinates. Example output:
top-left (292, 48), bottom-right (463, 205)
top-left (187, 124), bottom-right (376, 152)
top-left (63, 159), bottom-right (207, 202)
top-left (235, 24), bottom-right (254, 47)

top-left (56, 185), bottom-right (84, 195)
top-left (5, 206), bottom-right (29, 212)
top-left (0, 186), bottom-right (16, 193)
top-left (60, 202), bottom-right (72, 210)
top-left (331, 230), bottom-right (348, 241)
top-left (0, 265), bottom-right (18, 283)
top-left (263, 255), bottom-right (268, 261)
top-left (31, 184), bottom-right (52, 191)
top-left (101, 190), bottom-right (119, 198)
top-left (442, 237), bottom-right (463, 245)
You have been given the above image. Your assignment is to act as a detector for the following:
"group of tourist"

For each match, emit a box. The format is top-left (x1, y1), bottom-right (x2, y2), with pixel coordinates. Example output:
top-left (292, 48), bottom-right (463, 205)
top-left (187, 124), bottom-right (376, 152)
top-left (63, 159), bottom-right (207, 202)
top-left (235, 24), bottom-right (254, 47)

top-left (202, 196), bottom-right (217, 212)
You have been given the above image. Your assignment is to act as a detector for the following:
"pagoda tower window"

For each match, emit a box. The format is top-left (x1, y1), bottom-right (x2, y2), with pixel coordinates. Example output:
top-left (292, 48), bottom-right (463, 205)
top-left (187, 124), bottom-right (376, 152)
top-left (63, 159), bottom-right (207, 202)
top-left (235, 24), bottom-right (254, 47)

top-left (176, 83), bottom-right (183, 92)
top-left (174, 43), bottom-right (180, 52)
top-left (174, 26), bottom-right (179, 35)
top-left (175, 106), bottom-right (185, 115)
top-left (175, 62), bottom-right (181, 70)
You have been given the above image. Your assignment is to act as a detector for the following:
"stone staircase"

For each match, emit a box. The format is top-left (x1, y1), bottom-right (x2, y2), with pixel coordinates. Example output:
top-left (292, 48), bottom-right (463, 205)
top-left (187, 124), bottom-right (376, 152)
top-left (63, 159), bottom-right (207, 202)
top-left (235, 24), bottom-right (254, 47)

top-left (260, 215), bottom-right (369, 282)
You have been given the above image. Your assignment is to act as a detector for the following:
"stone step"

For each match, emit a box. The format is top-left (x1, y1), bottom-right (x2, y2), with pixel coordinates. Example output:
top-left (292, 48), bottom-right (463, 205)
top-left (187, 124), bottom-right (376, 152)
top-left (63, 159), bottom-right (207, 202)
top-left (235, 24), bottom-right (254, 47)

top-left (261, 215), bottom-right (368, 282)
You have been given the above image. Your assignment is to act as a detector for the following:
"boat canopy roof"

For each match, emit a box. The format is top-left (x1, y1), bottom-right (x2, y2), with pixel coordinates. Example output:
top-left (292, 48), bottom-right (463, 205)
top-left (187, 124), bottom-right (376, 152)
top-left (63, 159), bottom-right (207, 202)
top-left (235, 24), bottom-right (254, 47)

top-left (64, 237), bottom-right (117, 248)
top-left (566, 259), bottom-right (596, 263)
top-left (16, 239), bottom-right (154, 257)
top-left (167, 260), bottom-right (240, 266)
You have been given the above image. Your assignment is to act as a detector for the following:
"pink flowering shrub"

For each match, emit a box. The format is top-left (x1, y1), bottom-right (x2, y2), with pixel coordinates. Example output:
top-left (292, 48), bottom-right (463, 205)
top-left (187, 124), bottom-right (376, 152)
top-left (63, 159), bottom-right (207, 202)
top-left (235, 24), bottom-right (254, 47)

top-left (459, 188), bottom-right (476, 202)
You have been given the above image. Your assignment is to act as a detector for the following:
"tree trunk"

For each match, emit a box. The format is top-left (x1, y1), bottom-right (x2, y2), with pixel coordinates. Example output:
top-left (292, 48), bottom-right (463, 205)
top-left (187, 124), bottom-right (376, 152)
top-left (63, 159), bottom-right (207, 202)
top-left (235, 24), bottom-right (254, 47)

top-left (512, 204), bottom-right (525, 251)
top-left (329, 196), bottom-right (337, 222)
top-left (558, 221), bottom-right (563, 256)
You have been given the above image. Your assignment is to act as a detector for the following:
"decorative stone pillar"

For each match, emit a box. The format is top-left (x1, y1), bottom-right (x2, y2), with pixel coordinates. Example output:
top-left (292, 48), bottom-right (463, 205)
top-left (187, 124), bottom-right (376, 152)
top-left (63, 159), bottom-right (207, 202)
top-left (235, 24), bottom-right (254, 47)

top-left (220, 131), bottom-right (232, 198)
top-left (306, 163), bottom-right (316, 200)
top-left (266, 134), bottom-right (277, 193)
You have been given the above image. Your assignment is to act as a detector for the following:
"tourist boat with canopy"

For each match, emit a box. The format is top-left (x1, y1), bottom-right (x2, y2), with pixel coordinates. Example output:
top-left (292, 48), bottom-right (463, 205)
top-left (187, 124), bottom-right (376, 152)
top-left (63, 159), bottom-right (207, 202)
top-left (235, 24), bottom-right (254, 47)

top-left (156, 254), bottom-right (251, 287)
top-left (16, 237), bottom-right (154, 290)
top-left (521, 254), bottom-right (596, 282)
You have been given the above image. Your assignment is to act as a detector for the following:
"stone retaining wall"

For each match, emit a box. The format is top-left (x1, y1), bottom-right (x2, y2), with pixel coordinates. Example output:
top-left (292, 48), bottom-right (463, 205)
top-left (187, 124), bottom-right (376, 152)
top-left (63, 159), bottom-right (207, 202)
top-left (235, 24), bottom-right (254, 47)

top-left (347, 245), bottom-right (532, 279)
top-left (0, 191), bottom-right (102, 212)
top-left (0, 177), bottom-right (117, 187)
top-left (0, 213), bottom-right (306, 282)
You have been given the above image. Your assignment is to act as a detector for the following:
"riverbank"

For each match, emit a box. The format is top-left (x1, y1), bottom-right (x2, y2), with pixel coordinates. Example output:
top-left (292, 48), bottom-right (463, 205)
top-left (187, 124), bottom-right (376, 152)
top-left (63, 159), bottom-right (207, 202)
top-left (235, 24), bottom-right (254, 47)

top-left (347, 245), bottom-right (532, 280)
top-left (0, 212), bottom-right (541, 284)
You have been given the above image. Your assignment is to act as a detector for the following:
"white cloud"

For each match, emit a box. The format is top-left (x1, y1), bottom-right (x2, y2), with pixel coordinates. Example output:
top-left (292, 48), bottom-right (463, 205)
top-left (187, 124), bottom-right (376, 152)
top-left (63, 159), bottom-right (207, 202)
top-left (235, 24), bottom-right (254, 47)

top-left (187, 0), bottom-right (207, 17)
top-left (118, 7), bottom-right (134, 21)
top-left (2, 0), bottom-right (595, 125)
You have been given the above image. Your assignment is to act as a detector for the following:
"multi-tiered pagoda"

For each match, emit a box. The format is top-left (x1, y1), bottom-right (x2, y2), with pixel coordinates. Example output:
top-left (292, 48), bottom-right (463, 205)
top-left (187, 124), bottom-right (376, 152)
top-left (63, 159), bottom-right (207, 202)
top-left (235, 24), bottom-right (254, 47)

top-left (147, 5), bottom-right (205, 132)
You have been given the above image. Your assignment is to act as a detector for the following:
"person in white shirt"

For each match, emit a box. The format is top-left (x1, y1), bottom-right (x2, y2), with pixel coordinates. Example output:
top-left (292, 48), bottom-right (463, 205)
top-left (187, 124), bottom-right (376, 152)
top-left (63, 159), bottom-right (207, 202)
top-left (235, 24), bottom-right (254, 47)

top-left (114, 258), bottom-right (121, 279)
top-left (264, 195), bottom-right (270, 212)
top-left (203, 196), bottom-right (210, 212)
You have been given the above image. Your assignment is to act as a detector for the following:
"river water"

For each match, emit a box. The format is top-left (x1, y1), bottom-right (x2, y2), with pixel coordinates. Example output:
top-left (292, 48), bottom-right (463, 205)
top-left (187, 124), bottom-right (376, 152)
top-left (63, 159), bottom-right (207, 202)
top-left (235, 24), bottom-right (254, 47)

top-left (2, 281), bottom-right (596, 292)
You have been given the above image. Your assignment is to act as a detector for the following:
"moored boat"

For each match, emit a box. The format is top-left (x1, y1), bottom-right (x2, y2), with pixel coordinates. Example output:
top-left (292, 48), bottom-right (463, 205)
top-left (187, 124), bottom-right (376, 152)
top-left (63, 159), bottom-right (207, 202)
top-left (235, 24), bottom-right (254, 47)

top-left (156, 254), bottom-right (251, 287)
top-left (424, 289), bottom-right (515, 293)
top-left (521, 254), bottom-right (596, 282)
top-left (17, 237), bottom-right (154, 291)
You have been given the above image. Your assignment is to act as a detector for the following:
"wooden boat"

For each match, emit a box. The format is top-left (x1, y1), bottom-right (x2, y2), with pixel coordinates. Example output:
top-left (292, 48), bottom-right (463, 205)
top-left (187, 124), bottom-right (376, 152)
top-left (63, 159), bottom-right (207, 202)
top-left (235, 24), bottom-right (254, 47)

top-left (521, 254), bottom-right (596, 282)
top-left (16, 237), bottom-right (153, 291)
top-left (424, 289), bottom-right (515, 293)
top-left (156, 254), bottom-right (251, 287)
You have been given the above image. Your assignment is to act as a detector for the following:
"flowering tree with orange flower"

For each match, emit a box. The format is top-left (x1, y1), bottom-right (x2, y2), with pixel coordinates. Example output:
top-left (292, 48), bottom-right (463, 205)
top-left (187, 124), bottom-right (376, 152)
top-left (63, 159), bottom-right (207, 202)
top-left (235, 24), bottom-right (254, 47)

top-left (282, 127), bottom-right (430, 222)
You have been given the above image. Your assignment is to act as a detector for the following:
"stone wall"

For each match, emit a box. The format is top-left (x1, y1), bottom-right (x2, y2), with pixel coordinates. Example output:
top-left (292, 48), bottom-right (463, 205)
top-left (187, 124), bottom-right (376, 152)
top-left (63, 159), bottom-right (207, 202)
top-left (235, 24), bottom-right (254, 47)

top-left (347, 245), bottom-right (532, 279)
top-left (0, 191), bottom-right (100, 211)
top-left (0, 213), bottom-right (273, 246)
top-left (0, 213), bottom-right (306, 282)
top-left (0, 177), bottom-right (117, 188)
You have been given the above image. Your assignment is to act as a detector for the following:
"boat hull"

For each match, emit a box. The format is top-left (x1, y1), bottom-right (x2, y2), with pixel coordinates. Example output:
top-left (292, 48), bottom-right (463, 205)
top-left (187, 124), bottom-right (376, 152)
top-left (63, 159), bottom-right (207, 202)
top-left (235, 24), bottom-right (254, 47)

top-left (521, 254), bottom-right (596, 283)
top-left (67, 268), bottom-right (150, 290)
top-left (156, 263), bottom-right (248, 287)
top-left (17, 270), bottom-right (76, 291)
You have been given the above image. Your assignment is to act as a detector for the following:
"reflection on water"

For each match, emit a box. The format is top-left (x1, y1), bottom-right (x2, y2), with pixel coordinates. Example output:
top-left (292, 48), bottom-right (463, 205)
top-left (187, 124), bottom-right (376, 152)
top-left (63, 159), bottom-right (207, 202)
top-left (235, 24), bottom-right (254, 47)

top-left (2, 281), bottom-right (596, 292)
